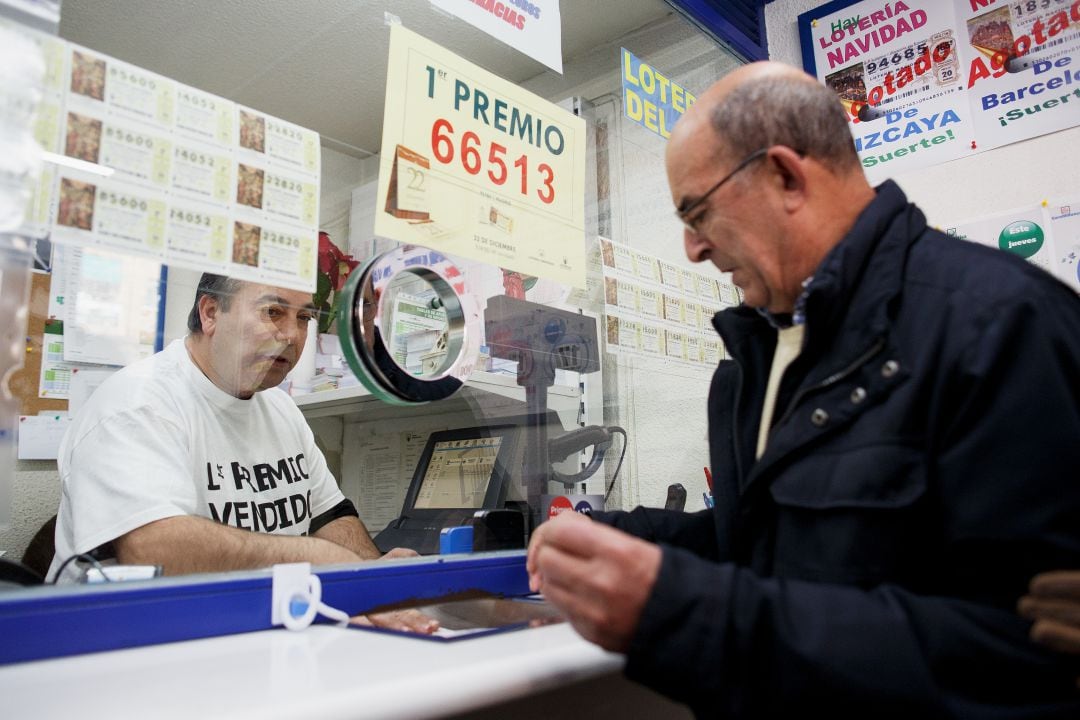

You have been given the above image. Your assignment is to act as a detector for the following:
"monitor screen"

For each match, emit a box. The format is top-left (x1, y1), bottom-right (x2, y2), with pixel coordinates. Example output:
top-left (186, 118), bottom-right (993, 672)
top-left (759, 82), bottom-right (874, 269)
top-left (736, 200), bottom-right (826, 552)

top-left (413, 436), bottom-right (504, 509)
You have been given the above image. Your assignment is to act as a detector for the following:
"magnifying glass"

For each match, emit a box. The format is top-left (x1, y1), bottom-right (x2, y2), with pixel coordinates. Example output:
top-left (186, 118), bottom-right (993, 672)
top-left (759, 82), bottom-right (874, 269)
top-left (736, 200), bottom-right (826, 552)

top-left (335, 246), bottom-right (479, 405)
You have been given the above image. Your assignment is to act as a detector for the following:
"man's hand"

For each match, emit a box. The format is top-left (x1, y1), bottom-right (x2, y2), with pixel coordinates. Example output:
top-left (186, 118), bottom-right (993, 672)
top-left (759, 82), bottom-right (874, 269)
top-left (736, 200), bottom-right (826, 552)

top-left (350, 609), bottom-right (439, 634)
top-left (349, 547), bottom-right (439, 634)
top-left (1019, 571), bottom-right (1080, 656)
top-left (526, 511), bottom-right (661, 653)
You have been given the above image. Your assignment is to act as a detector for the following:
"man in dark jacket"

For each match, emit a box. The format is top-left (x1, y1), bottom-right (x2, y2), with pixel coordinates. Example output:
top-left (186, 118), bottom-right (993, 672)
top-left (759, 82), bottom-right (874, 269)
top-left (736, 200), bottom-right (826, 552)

top-left (527, 61), bottom-right (1080, 717)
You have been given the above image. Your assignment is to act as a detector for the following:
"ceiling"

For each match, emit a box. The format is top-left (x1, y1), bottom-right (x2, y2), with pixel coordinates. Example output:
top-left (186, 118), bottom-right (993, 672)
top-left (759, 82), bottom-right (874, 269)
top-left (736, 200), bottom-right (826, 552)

top-left (59, 0), bottom-right (675, 158)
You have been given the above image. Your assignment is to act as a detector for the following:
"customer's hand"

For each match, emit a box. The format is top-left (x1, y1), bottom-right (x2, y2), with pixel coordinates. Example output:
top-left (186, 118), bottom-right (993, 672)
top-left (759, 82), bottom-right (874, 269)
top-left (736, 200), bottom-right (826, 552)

top-left (1020, 571), bottom-right (1080, 653)
top-left (527, 511), bottom-right (660, 653)
top-left (1019, 570), bottom-right (1080, 688)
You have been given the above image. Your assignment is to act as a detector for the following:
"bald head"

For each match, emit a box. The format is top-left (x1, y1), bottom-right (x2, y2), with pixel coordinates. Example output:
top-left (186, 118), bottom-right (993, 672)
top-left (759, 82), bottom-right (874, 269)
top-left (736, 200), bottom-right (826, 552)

top-left (666, 62), bottom-right (875, 314)
top-left (671, 61), bottom-right (861, 172)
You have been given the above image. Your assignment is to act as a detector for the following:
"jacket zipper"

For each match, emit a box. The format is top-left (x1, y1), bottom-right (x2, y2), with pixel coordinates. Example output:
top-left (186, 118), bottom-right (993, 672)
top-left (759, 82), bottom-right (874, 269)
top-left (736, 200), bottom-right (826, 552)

top-left (731, 361), bottom-right (745, 487)
top-left (770, 336), bottom-right (886, 436)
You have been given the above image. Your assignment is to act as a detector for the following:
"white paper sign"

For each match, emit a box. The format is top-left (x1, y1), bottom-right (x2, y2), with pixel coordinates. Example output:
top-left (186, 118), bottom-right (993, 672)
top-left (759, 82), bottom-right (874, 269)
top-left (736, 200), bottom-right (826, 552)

top-left (17, 414), bottom-right (71, 460)
top-left (430, 0), bottom-right (563, 73)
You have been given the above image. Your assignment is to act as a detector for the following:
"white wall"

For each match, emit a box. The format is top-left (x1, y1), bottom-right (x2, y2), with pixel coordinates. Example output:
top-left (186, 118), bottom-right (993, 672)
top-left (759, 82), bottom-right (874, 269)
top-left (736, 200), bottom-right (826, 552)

top-left (765, 0), bottom-right (1080, 226)
top-left (321, 147), bottom-right (379, 257)
top-left (0, 465), bottom-right (60, 569)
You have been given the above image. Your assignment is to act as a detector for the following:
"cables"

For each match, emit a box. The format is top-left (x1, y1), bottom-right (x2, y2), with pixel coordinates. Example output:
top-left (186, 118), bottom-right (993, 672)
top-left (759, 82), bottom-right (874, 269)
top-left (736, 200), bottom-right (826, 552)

top-left (49, 553), bottom-right (112, 584)
top-left (603, 426), bottom-right (628, 504)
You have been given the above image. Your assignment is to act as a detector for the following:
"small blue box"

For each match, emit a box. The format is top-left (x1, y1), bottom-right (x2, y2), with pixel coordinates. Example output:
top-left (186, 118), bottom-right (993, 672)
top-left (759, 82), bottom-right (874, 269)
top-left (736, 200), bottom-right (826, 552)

top-left (439, 525), bottom-right (474, 554)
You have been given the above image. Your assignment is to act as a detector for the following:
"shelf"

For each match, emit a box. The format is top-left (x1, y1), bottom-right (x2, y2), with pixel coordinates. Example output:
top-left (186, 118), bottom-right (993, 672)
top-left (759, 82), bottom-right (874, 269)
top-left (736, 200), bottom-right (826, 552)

top-left (293, 370), bottom-right (580, 419)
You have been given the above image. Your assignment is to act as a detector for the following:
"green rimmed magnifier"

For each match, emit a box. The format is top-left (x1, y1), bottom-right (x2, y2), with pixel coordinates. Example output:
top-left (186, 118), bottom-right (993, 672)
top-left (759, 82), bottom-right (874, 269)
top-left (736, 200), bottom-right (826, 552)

top-left (335, 246), bottom-right (479, 405)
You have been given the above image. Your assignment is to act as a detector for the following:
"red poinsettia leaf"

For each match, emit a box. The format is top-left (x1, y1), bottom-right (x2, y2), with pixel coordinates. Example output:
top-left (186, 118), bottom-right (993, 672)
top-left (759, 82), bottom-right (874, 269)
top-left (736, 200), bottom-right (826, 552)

top-left (318, 241), bottom-right (335, 274)
top-left (318, 231), bottom-right (333, 254)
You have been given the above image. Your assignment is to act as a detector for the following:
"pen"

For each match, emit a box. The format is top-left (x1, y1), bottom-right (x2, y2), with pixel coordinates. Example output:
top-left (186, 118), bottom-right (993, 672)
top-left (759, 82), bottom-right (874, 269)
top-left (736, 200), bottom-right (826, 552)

top-left (703, 466), bottom-right (714, 494)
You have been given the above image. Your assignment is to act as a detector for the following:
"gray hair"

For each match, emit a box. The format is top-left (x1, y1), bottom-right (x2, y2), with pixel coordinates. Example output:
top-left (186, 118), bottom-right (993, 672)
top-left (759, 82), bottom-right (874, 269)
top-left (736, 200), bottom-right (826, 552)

top-left (709, 73), bottom-right (859, 171)
top-left (187, 273), bottom-right (244, 334)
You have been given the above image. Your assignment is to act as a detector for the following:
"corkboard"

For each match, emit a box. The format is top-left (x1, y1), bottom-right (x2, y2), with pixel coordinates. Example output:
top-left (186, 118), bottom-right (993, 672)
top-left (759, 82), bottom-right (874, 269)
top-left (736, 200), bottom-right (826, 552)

top-left (9, 272), bottom-right (68, 416)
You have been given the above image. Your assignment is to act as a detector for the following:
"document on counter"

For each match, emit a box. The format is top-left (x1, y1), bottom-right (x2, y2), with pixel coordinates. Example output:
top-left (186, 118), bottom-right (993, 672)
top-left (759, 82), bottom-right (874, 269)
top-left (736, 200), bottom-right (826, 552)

top-left (348, 596), bottom-right (564, 642)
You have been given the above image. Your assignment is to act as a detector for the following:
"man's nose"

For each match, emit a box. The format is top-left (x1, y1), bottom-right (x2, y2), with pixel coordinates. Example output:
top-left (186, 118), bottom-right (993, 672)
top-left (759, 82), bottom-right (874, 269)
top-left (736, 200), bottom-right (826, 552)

top-left (278, 321), bottom-right (306, 348)
top-left (684, 228), bottom-right (709, 263)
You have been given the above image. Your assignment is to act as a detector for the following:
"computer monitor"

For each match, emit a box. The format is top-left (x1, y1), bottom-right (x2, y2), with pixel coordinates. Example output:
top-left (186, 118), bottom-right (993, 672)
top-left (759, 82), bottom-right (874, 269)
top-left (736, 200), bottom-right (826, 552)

top-left (397, 425), bottom-right (517, 518)
top-left (374, 424), bottom-right (525, 554)
top-left (413, 435), bottom-right (505, 509)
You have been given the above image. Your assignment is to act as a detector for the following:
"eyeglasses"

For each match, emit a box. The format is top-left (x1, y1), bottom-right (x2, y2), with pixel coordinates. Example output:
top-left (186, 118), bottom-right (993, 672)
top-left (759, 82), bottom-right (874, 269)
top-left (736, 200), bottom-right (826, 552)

top-left (676, 147), bottom-right (769, 234)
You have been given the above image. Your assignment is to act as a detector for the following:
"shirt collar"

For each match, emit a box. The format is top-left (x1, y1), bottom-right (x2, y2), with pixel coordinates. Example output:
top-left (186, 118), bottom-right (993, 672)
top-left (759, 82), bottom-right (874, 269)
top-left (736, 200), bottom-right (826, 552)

top-left (754, 275), bottom-right (815, 329)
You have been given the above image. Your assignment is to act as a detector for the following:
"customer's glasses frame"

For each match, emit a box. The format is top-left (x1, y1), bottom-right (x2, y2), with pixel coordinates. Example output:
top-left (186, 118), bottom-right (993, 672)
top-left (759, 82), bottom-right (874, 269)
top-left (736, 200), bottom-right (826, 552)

top-left (676, 147), bottom-right (769, 234)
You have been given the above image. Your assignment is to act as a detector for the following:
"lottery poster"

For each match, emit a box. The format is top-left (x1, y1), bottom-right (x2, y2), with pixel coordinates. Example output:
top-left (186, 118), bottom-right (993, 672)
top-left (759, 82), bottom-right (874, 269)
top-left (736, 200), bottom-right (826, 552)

top-left (800, 1), bottom-right (972, 183)
top-left (957, 0), bottom-right (1080, 150)
top-left (798, 0), bottom-right (1080, 183)
top-left (375, 25), bottom-right (586, 288)
top-left (10, 24), bottom-right (322, 292)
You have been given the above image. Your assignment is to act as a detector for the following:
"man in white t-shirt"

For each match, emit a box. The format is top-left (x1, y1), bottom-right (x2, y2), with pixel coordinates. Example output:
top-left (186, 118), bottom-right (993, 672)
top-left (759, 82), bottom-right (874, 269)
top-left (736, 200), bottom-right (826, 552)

top-left (49, 273), bottom-right (432, 629)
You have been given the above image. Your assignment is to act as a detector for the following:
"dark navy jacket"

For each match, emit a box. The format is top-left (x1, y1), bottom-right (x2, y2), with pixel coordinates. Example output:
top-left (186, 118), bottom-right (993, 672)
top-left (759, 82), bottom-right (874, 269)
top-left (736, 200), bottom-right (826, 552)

top-left (595, 181), bottom-right (1080, 718)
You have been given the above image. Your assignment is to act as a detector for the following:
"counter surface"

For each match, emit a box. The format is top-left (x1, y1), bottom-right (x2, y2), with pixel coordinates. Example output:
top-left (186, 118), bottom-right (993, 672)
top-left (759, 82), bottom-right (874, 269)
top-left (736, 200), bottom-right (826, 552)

top-left (1, 621), bottom-right (624, 719)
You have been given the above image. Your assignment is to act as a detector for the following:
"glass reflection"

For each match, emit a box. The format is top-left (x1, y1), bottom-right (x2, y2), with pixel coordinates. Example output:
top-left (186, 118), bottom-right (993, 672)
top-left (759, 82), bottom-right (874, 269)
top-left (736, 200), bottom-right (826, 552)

top-left (3, 2), bottom-right (731, 610)
top-left (338, 247), bottom-right (473, 406)
top-left (382, 271), bottom-right (450, 378)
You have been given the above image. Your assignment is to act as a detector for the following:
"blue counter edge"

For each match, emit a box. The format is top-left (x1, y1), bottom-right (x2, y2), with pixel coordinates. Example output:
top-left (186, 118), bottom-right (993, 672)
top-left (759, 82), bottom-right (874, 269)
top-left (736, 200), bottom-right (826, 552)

top-left (0, 551), bottom-right (530, 665)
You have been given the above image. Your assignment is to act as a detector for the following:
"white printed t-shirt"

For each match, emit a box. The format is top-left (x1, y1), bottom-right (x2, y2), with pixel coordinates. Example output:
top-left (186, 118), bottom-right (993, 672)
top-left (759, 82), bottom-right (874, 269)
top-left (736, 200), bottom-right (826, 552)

top-left (48, 338), bottom-right (346, 580)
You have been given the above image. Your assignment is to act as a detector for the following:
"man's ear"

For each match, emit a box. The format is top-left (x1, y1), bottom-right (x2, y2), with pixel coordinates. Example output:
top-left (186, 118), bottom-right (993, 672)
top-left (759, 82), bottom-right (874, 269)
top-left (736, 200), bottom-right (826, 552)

top-left (197, 294), bottom-right (221, 336)
top-left (766, 146), bottom-right (809, 212)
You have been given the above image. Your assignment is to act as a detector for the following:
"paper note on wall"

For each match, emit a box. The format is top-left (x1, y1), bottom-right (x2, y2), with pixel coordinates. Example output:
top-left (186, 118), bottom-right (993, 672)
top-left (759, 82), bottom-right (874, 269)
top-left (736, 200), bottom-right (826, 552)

top-left (17, 414), bottom-right (71, 460)
top-left (56, 244), bottom-right (160, 366)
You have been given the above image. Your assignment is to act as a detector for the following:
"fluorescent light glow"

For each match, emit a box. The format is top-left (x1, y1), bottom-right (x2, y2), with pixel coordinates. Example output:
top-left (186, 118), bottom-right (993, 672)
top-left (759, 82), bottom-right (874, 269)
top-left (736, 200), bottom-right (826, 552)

top-left (41, 151), bottom-right (115, 177)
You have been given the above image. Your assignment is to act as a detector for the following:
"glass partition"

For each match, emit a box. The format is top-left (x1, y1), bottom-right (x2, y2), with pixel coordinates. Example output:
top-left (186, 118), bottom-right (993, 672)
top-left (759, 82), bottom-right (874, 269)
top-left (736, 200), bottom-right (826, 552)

top-left (0, 0), bottom-right (745, 601)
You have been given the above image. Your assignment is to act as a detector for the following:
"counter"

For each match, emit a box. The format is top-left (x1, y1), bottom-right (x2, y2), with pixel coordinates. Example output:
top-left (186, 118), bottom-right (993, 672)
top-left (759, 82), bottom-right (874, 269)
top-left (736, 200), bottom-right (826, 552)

top-left (0, 621), bottom-right (687, 719)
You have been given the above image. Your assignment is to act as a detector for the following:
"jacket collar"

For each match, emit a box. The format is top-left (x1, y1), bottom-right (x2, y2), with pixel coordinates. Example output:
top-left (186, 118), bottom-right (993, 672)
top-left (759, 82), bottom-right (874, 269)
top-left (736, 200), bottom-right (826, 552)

top-left (802, 179), bottom-right (922, 354)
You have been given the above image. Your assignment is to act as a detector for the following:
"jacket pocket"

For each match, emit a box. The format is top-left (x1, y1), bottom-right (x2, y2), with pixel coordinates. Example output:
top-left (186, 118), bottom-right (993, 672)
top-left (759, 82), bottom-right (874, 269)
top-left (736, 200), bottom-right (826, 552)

top-left (769, 442), bottom-right (926, 509)
top-left (767, 442), bottom-right (929, 586)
